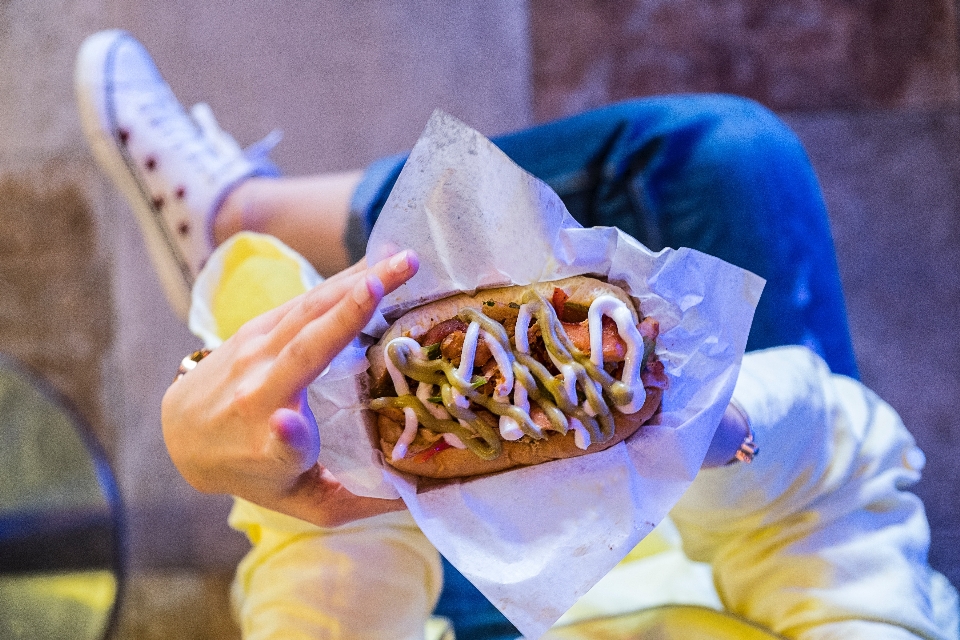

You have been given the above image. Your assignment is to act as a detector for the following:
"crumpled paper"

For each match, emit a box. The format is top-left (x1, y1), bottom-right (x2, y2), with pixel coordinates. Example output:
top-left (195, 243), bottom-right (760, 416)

top-left (306, 110), bottom-right (764, 639)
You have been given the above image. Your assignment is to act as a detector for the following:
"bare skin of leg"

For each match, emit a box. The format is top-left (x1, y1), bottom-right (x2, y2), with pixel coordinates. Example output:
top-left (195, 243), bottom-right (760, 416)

top-left (213, 171), bottom-right (362, 277)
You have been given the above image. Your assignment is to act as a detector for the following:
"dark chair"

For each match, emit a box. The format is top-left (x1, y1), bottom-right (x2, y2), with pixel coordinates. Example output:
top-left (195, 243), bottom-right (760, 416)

top-left (0, 353), bottom-right (125, 640)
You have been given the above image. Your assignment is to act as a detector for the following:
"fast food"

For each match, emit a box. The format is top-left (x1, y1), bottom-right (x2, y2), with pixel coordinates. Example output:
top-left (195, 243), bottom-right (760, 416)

top-left (367, 276), bottom-right (668, 479)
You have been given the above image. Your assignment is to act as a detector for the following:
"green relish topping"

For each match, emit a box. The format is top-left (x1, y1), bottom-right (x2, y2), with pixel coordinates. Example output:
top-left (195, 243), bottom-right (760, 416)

top-left (369, 394), bottom-right (500, 460)
top-left (379, 286), bottom-right (645, 460)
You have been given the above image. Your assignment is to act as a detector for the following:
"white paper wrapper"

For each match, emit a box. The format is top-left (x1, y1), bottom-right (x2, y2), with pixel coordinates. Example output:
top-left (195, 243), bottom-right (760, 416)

top-left (307, 110), bottom-right (764, 639)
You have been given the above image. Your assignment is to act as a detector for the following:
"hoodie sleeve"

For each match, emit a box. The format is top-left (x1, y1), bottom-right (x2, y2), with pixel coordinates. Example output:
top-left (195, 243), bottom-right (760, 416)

top-left (228, 499), bottom-right (442, 640)
top-left (670, 346), bottom-right (959, 640)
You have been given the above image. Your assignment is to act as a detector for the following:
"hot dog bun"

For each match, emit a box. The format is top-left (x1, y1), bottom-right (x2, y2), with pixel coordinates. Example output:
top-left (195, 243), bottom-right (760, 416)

top-left (374, 385), bottom-right (662, 478)
top-left (367, 276), bottom-right (666, 479)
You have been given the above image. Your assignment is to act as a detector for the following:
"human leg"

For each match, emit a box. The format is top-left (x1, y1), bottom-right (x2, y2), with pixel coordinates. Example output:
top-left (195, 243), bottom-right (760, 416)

top-left (215, 172), bottom-right (360, 276)
top-left (79, 31), bottom-right (859, 636)
top-left (75, 30), bottom-right (287, 321)
top-left (77, 29), bottom-right (370, 288)
top-left (78, 31), bottom-right (857, 380)
top-left (344, 97), bottom-right (858, 638)
top-left (352, 95), bottom-right (859, 379)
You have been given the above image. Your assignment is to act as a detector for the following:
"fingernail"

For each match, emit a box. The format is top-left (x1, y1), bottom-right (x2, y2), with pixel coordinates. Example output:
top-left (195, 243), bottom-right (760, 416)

top-left (388, 250), bottom-right (411, 273)
top-left (352, 273), bottom-right (383, 305)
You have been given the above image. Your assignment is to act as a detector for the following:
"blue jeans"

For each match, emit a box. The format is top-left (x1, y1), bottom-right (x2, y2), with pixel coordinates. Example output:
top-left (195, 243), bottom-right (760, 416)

top-left (348, 94), bottom-right (858, 640)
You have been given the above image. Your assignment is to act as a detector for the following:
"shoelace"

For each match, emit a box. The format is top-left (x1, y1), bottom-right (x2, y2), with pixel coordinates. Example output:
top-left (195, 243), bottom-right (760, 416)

top-left (192, 103), bottom-right (282, 176)
top-left (135, 90), bottom-right (281, 181)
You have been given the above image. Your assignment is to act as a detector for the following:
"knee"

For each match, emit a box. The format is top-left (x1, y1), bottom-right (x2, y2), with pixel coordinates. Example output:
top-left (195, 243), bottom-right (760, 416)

top-left (608, 94), bottom-right (813, 182)
top-left (688, 95), bottom-right (809, 171)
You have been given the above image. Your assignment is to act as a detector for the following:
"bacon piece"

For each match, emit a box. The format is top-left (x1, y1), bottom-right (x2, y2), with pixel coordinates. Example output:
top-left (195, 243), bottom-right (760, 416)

top-left (641, 359), bottom-right (669, 389)
top-left (439, 329), bottom-right (492, 368)
top-left (639, 316), bottom-right (659, 341)
top-left (551, 287), bottom-right (569, 319)
top-left (482, 301), bottom-right (520, 328)
top-left (529, 403), bottom-right (553, 433)
top-left (479, 358), bottom-right (504, 395)
top-left (475, 340), bottom-right (492, 367)
top-left (422, 318), bottom-right (468, 346)
top-left (562, 316), bottom-right (627, 362)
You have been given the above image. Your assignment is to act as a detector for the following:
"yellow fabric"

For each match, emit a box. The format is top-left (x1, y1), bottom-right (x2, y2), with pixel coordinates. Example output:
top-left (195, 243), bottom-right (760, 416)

top-left (229, 501), bottom-right (442, 640)
top-left (671, 348), bottom-right (959, 640)
top-left (197, 234), bottom-right (959, 640)
top-left (207, 233), bottom-right (443, 639)
top-left (212, 232), bottom-right (309, 338)
top-left (0, 570), bottom-right (117, 639)
top-left (544, 605), bottom-right (782, 639)
top-left (555, 518), bottom-right (723, 627)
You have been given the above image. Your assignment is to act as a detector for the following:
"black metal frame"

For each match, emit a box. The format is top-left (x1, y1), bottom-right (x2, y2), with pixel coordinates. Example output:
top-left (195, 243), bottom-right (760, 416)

top-left (0, 352), bottom-right (127, 640)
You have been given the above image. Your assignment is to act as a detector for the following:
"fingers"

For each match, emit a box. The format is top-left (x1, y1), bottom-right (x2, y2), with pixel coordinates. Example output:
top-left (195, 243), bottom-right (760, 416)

top-left (266, 269), bottom-right (368, 348)
top-left (263, 250), bottom-right (419, 399)
top-left (266, 409), bottom-right (320, 474)
top-left (264, 273), bottom-right (386, 398)
top-left (265, 252), bottom-right (410, 351)
top-left (323, 257), bottom-right (367, 284)
top-left (229, 259), bottom-right (369, 340)
top-left (278, 466), bottom-right (407, 528)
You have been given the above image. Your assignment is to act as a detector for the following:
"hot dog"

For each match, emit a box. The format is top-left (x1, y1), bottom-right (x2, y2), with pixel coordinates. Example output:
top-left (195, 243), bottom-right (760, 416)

top-left (367, 276), bottom-right (667, 479)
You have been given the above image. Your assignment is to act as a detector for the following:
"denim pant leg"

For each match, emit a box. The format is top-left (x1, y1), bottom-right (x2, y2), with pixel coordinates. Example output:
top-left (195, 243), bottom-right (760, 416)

top-left (347, 95), bottom-right (859, 640)
top-left (349, 94), bottom-right (859, 379)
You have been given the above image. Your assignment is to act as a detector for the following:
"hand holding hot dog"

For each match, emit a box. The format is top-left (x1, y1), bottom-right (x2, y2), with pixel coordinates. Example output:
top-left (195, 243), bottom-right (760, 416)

top-left (160, 251), bottom-right (419, 528)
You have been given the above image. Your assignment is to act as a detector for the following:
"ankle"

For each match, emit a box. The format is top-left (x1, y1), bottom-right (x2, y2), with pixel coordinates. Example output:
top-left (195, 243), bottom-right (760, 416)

top-left (213, 177), bottom-right (268, 245)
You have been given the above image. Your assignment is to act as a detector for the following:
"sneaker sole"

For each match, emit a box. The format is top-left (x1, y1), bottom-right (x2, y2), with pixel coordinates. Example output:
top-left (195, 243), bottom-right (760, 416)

top-left (75, 30), bottom-right (193, 321)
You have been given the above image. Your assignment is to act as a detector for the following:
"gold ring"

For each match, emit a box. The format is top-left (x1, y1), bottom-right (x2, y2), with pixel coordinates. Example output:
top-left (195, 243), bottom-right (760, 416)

top-left (732, 428), bottom-right (759, 464)
top-left (173, 349), bottom-right (212, 382)
top-left (726, 400), bottom-right (758, 464)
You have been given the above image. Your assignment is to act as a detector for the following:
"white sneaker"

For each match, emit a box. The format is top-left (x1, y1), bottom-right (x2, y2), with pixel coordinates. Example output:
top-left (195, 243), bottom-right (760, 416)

top-left (74, 30), bottom-right (280, 321)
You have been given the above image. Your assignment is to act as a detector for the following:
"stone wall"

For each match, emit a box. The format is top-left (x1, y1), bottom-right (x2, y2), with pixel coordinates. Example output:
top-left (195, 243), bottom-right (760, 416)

top-left (531, 0), bottom-right (960, 121)
top-left (529, 0), bottom-right (960, 589)
top-left (0, 0), bottom-right (532, 576)
top-left (2, 0), bottom-right (959, 633)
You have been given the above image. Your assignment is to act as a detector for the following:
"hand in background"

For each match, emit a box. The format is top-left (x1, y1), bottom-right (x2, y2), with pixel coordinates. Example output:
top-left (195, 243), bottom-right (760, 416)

top-left (161, 251), bottom-right (419, 528)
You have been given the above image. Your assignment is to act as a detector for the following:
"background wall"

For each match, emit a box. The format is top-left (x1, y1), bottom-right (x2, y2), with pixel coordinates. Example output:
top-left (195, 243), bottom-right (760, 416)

top-left (1, 1), bottom-right (532, 635)
top-left (1, 1), bottom-right (958, 637)
top-left (528, 0), bottom-right (960, 596)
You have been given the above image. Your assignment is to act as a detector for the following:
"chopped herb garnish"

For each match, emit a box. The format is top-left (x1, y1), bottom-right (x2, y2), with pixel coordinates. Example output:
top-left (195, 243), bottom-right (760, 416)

top-left (428, 377), bottom-right (486, 404)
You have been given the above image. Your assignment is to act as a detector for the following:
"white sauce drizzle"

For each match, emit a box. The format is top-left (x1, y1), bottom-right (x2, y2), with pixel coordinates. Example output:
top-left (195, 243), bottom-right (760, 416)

top-left (452, 321), bottom-right (481, 409)
top-left (588, 295), bottom-right (645, 413)
top-left (443, 433), bottom-right (467, 449)
top-left (569, 417), bottom-right (591, 449)
top-left (498, 417), bottom-right (524, 440)
top-left (478, 328), bottom-right (525, 439)
top-left (498, 380), bottom-right (536, 440)
top-left (514, 304), bottom-right (533, 353)
top-left (482, 329), bottom-right (515, 399)
top-left (381, 292), bottom-right (650, 459)
top-left (385, 337), bottom-right (423, 460)
top-left (417, 382), bottom-right (450, 421)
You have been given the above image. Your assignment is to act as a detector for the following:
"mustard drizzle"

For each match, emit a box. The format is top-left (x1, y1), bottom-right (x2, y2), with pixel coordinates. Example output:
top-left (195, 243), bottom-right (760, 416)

top-left (378, 286), bottom-right (647, 459)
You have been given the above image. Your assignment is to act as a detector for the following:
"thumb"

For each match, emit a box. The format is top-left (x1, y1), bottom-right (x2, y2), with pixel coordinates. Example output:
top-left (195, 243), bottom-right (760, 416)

top-left (266, 400), bottom-right (320, 474)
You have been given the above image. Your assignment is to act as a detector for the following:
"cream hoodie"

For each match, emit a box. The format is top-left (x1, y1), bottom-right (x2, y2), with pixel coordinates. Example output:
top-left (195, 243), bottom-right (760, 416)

top-left (200, 233), bottom-right (959, 640)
